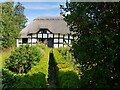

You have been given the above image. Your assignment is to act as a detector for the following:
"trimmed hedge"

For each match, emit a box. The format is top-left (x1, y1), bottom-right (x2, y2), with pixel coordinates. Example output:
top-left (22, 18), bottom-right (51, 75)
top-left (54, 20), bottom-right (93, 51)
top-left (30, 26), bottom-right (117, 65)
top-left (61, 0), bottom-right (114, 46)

top-left (2, 44), bottom-right (50, 89)
top-left (2, 68), bottom-right (46, 89)
top-left (58, 70), bottom-right (79, 88)
top-left (57, 47), bottom-right (70, 60)
top-left (28, 46), bottom-right (50, 82)
top-left (2, 68), bottom-right (22, 89)
top-left (5, 45), bottom-right (42, 73)
top-left (53, 49), bottom-right (79, 88)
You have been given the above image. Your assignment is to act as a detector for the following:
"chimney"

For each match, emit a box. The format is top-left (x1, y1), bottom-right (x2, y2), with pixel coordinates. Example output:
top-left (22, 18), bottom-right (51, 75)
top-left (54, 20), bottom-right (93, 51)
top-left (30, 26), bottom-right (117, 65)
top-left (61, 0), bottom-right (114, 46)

top-left (60, 11), bottom-right (64, 16)
top-left (59, 4), bottom-right (64, 16)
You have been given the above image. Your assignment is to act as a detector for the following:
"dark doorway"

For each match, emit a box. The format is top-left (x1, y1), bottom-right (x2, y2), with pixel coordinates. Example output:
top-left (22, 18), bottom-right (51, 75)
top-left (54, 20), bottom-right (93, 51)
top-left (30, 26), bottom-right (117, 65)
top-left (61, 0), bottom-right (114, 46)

top-left (22, 38), bottom-right (28, 43)
top-left (48, 39), bottom-right (53, 48)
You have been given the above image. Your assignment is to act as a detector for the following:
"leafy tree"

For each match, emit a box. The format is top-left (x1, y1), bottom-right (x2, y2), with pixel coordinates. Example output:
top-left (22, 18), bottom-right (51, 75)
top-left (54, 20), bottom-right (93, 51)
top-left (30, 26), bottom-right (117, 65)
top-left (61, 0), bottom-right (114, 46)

top-left (1, 2), bottom-right (27, 48)
top-left (63, 2), bottom-right (120, 88)
top-left (1, 2), bottom-right (15, 48)
top-left (14, 2), bottom-right (27, 31)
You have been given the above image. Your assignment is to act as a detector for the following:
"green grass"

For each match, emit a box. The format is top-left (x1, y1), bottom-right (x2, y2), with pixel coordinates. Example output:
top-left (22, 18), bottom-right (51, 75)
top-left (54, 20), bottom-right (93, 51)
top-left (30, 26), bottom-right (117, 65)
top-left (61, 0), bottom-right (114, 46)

top-left (0, 47), bottom-right (15, 68)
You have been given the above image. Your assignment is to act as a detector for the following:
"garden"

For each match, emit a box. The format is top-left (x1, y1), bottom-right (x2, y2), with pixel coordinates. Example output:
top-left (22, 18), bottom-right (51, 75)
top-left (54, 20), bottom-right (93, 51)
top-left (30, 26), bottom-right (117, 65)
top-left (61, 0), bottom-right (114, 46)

top-left (1, 1), bottom-right (119, 89)
top-left (1, 43), bottom-right (80, 89)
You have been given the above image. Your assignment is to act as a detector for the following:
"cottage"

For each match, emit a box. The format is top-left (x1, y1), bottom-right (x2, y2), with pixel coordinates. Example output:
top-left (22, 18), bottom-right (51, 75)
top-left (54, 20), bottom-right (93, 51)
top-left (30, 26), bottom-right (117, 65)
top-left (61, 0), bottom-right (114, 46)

top-left (17, 16), bottom-right (74, 48)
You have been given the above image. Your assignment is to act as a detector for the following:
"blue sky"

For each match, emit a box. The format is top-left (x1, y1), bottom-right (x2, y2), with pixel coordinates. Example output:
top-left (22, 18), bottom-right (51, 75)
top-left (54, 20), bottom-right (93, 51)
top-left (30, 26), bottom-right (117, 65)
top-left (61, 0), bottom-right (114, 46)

top-left (0, 0), bottom-right (68, 25)
top-left (20, 2), bottom-right (66, 24)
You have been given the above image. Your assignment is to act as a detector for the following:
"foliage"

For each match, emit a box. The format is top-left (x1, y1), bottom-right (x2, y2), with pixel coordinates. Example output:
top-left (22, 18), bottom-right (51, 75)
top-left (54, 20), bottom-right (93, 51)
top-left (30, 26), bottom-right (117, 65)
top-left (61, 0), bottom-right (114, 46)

top-left (63, 2), bottom-right (120, 88)
top-left (0, 46), bottom-right (15, 68)
top-left (57, 47), bottom-right (70, 60)
top-left (28, 45), bottom-right (50, 79)
top-left (2, 44), bottom-right (50, 89)
top-left (58, 70), bottom-right (79, 88)
top-left (2, 68), bottom-right (22, 89)
top-left (5, 45), bottom-right (42, 73)
top-left (2, 68), bottom-right (47, 89)
top-left (53, 49), bottom-right (79, 88)
top-left (1, 2), bottom-right (27, 48)
top-left (16, 72), bottom-right (46, 88)
top-left (53, 49), bottom-right (67, 64)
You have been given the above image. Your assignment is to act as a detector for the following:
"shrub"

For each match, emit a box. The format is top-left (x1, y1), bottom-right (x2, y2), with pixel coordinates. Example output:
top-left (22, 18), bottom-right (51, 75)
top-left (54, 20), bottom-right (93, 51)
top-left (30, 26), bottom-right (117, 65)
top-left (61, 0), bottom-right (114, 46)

top-left (5, 45), bottom-right (42, 73)
top-left (53, 49), bottom-right (66, 64)
top-left (2, 45), bottom-right (50, 89)
top-left (2, 68), bottom-right (22, 89)
top-left (2, 68), bottom-right (47, 89)
top-left (56, 64), bottom-right (68, 70)
top-left (16, 72), bottom-right (46, 88)
top-left (58, 70), bottom-right (79, 88)
top-left (53, 49), bottom-right (79, 88)
top-left (57, 47), bottom-right (70, 60)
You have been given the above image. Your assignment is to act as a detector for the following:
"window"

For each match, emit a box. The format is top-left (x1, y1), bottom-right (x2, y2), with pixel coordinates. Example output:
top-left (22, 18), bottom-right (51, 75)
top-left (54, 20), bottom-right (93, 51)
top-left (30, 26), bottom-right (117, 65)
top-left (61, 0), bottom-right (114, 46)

top-left (22, 38), bottom-right (28, 43)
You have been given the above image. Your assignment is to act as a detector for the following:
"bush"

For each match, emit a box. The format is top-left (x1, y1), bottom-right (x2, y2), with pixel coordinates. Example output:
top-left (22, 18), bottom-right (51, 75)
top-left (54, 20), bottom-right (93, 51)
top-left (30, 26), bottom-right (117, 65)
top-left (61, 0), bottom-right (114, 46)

top-left (53, 49), bottom-right (79, 88)
top-left (2, 68), bottom-right (22, 89)
top-left (16, 72), bottom-right (46, 88)
top-left (58, 70), bottom-right (79, 88)
top-left (2, 68), bottom-right (47, 89)
top-left (2, 45), bottom-right (50, 89)
top-left (53, 49), bottom-right (66, 64)
top-left (28, 46), bottom-right (50, 81)
top-left (5, 45), bottom-right (42, 73)
top-left (57, 47), bottom-right (70, 60)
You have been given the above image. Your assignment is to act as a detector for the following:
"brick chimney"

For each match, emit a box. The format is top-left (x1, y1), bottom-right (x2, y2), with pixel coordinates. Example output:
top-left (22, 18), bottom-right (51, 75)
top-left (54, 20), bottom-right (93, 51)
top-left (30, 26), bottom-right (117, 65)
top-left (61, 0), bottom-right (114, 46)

top-left (60, 11), bottom-right (64, 16)
top-left (59, 4), bottom-right (64, 16)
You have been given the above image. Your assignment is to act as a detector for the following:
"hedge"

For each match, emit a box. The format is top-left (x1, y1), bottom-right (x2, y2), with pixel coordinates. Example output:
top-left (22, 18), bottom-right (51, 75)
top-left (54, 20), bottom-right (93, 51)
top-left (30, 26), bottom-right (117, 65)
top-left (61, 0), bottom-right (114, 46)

top-left (53, 49), bottom-right (79, 88)
top-left (2, 44), bottom-right (50, 89)
top-left (5, 45), bottom-right (42, 73)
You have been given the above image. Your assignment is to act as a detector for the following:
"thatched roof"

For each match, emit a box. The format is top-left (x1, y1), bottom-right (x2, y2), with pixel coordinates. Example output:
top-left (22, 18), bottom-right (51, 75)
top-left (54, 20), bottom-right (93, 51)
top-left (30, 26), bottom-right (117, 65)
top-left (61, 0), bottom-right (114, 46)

top-left (20, 16), bottom-right (70, 38)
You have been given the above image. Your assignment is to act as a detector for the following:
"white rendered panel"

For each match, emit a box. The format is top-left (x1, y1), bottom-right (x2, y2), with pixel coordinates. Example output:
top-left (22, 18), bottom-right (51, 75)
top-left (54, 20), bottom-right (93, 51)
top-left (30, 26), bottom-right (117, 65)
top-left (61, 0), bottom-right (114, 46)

top-left (47, 31), bottom-right (50, 33)
top-left (43, 34), bottom-right (47, 38)
top-left (70, 36), bottom-right (73, 39)
top-left (59, 39), bottom-right (63, 43)
top-left (17, 39), bottom-right (19, 47)
top-left (38, 31), bottom-right (42, 33)
top-left (54, 44), bottom-right (58, 48)
top-left (32, 34), bottom-right (37, 38)
top-left (18, 39), bottom-right (22, 43)
top-left (28, 39), bottom-right (31, 43)
top-left (64, 35), bottom-right (68, 39)
top-left (48, 34), bottom-right (53, 38)
top-left (32, 39), bottom-right (37, 43)
top-left (54, 34), bottom-right (58, 37)
top-left (38, 34), bottom-right (42, 38)
top-left (54, 39), bottom-right (58, 43)
top-left (60, 34), bottom-right (63, 38)
top-left (69, 40), bottom-right (71, 44)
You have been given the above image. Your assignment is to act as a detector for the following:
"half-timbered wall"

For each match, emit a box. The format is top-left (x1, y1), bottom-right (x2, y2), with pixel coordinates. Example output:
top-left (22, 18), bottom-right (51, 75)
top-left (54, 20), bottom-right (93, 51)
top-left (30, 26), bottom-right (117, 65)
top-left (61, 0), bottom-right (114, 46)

top-left (17, 30), bottom-right (74, 48)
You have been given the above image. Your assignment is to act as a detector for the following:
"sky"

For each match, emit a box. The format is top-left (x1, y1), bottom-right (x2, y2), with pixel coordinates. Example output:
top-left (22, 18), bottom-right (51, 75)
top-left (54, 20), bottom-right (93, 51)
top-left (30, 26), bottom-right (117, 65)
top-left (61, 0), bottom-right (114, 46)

top-left (0, 0), bottom-right (66, 24)
top-left (19, 2), bottom-right (66, 25)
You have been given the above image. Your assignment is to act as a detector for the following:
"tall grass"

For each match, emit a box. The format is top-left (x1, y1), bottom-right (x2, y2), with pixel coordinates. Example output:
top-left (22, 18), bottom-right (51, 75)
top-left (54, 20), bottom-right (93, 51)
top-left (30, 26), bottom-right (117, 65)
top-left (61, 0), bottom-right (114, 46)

top-left (0, 46), bottom-right (15, 68)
